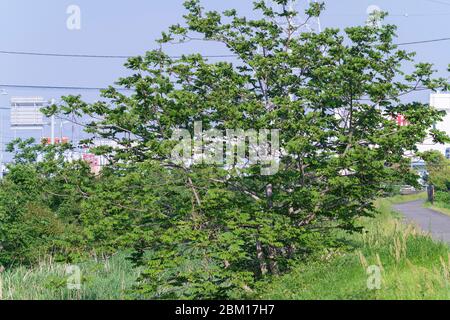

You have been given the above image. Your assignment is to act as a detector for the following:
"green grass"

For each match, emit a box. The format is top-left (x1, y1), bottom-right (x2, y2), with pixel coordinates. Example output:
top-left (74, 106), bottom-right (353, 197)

top-left (256, 193), bottom-right (450, 300)
top-left (425, 201), bottom-right (450, 217)
top-left (0, 252), bottom-right (141, 300)
top-left (2, 192), bottom-right (446, 300)
top-left (386, 191), bottom-right (427, 204)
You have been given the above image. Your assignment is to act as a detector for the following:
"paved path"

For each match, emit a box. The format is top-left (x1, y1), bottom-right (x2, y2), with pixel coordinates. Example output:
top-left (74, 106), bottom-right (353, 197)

top-left (393, 200), bottom-right (450, 244)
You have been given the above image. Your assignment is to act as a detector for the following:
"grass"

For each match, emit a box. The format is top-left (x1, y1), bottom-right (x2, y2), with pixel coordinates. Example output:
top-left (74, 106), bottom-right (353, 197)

top-left (2, 192), bottom-right (447, 300)
top-left (386, 191), bottom-right (427, 204)
top-left (425, 203), bottom-right (450, 217)
top-left (425, 201), bottom-right (450, 217)
top-left (257, 192), bottom-right (450, 300)
top-left (0, 252), bottom-right (141, 300)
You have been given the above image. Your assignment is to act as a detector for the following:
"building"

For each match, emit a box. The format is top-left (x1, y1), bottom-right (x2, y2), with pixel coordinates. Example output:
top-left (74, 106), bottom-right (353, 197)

top-left (417, 93), bottom-right (450, 157)
top-left (10, 97), bottom-right (46, 130)
top-left (411, 93), bottom-right (450, 184)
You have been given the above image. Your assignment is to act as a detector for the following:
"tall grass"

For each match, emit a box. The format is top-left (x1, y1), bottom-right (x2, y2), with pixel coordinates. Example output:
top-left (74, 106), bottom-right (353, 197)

top-left (257, 194), bottom-right (450, 300)
top-left (424, 191), bottom-right (450, 217)
top-left (1, 192), bottom-right (445, 300)
top-left (0, 252), bottom-right (141, 300)
top-left (386, 191), bottom-right (427, 204)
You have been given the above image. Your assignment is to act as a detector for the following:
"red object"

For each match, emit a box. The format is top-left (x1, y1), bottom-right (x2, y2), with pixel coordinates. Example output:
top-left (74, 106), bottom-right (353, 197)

top-left (396, 114), bottom-right (408, 127)
top-left (83, 153), bottom-right (99, 167)
top-left (42, 137), bottom-right (70, 145)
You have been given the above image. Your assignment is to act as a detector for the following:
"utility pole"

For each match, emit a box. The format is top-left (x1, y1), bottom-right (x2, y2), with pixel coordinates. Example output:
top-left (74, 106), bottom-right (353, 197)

top-left (0, 110), bottom-right (3, 179)
top-left (307, 0), bottom-right (322, 32)
top-left (50, 99), bottom-right (55, 145)
top-left (0, 89), bottom-right (9, 179)
top-left (270, 0), bottom-right (322, 34)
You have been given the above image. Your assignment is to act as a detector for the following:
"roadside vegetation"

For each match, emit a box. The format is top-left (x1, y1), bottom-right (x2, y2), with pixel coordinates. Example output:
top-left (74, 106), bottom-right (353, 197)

top-left (4, 193), bottom-right (450, 300)
top-left (0, 0), bottom-right (449, 300)
top-left (0, 252), bottom-right (139, 300)
top-left (421, 150), bottom-right (450, 216)
top-left (258, 193), bottom-right (450, 300)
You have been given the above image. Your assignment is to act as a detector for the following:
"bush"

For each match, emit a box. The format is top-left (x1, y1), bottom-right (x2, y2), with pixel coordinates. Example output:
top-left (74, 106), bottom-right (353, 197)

top-left (435, 191), bottom-right (450, 204)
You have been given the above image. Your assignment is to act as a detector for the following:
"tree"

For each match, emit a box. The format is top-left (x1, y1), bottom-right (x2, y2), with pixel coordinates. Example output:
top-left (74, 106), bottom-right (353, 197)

top-left (420, 150), bottom-right (450, 192)
top-left (0, 139), bottom-right (99, 266)
top-left (41, 0), bottom-right (449, 298)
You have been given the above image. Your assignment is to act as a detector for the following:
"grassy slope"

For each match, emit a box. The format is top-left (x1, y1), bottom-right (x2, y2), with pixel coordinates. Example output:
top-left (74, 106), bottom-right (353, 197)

top-left (257, 192), bottom-right (450, 300)
top-left (0, 252), bottom-right (140, 300)
top-left (3, 192), bottom-right (449, 300)
top-left (424, 201), bottom-right (450, 217)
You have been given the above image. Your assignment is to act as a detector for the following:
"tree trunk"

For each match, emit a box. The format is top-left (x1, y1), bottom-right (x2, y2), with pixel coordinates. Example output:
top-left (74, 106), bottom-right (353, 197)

top-left (256, 240), bottom-right (268, 276)
top-left (265, 183), bottom-right (278, 274)
top-left (268, 246), bottom-right (279, 275)
top-left (266, 183), bottom-right (273, 209)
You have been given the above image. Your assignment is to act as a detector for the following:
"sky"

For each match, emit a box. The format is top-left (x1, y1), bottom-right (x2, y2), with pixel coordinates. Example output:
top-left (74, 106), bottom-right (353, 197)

top-left (0, 0), bottom-right (449, 161)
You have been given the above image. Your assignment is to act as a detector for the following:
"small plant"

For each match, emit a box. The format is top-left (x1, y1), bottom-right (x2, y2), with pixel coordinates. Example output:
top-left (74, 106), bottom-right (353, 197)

top-left (0, 265), bottom-right (4, 300)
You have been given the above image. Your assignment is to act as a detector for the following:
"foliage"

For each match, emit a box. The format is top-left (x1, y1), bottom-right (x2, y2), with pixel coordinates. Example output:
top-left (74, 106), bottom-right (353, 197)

top-left (4, 194), bottom-right (447, 300)
top-left (257, 197), bottom-right (450, 300)
top-left (1, 140), bottom-right (111, 266)
top-left (420, 150), bottom-right (450, 191)
top-left (0, 252), bottom-right (140, 300)
top-left (387, 192), bottom-right (427, 204)
top-left (1, 0), bottom-right (449, 299)
top-left (435, 191), bottom-right (450, 204)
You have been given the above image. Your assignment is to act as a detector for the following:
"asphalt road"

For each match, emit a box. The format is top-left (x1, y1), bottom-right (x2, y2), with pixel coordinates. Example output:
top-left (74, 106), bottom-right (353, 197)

top-left (393, 200), bottom-right (450, 244)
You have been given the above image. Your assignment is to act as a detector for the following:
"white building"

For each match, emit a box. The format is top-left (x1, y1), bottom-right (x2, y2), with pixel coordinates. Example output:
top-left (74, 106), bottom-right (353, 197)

top-left (417, 93), bottom-right (450, 157)
top-left (10, 97), bottom-right (46, 130)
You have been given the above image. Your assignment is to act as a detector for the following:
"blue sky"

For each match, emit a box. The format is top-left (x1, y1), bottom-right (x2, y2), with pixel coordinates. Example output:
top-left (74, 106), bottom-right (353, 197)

top-left (0, 0), bottom-right (449, 159)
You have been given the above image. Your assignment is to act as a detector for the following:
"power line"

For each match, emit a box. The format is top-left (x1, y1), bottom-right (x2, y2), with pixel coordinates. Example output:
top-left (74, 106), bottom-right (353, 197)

top-left (424, 0), bottom-right (450, 6)
top-left (0, 84), bottom-right (133, 91)
top-left (0, 35), bottom-right (449, 62)
top-left (0, 83), bottom-right (442, 94)
top-left (0, 37), bottom-right (449, 92)
top-left (0, 38), bottom-right (447, 94)
top-left (326, 12), bottom-right (450, 17)
top-left (0, 50), bottom-right (237, 60)
top-left (396, 37), bottom-right (450, 46)
top-left (0, 50), bottom-right (132, 59)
